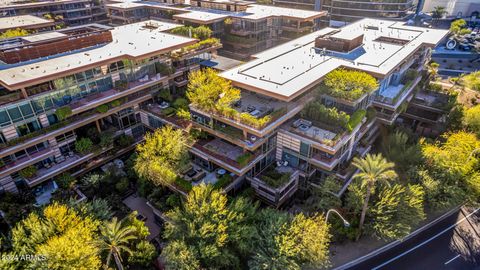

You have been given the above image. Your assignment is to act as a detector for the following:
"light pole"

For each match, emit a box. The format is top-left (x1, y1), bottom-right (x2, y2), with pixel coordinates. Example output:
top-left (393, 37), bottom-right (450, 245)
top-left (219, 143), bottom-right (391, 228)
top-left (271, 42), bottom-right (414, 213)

top-left (325, 209), bottom-right (350, 227)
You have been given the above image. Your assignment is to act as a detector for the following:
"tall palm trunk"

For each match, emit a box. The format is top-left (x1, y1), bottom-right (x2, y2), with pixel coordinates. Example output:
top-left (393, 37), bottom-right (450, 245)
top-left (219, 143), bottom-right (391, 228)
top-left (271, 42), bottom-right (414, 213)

top-left (114, 252), bottom-right (124, 270)
top-left (356, 183), bottom-right (372, 241)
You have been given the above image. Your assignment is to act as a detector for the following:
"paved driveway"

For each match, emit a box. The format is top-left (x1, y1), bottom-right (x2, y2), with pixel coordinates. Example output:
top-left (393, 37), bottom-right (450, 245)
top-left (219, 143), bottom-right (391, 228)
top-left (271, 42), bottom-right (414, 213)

top-left (123, 195), bottom-right (162, 240)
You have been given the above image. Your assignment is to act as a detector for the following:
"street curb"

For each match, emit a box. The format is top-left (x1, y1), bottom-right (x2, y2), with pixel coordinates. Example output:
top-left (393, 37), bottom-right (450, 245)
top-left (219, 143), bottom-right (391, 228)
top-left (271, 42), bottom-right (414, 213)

top-left (332, 205), bottom-right (462, 270)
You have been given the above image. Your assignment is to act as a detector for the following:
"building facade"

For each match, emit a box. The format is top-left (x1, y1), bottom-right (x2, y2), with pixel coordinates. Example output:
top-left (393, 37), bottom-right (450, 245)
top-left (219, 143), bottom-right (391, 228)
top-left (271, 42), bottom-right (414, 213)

top-left (105, 0), bottom-right (326, 59)
top-left (137, 19), bottom-right (448, 207)
top-left (0, 0), bottom-right (109, 26)
top-left (0, 20), bottom-right (220, 194)
top-left (274, 0), bottom-right (418, 27)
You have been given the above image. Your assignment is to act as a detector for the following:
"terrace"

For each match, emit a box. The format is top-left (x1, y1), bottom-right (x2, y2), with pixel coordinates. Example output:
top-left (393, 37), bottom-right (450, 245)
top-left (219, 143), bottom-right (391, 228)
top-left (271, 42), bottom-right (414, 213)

top-left (249, 164), bottom-right (299, 207)
top-left (191, 136), bottom-right (260, 174)
top-left (176, 162), bottom-right (240, 193)
top-left (374, 76), bottom-right (421, 109)
top-left (190, 90), bottom-right (310, 137)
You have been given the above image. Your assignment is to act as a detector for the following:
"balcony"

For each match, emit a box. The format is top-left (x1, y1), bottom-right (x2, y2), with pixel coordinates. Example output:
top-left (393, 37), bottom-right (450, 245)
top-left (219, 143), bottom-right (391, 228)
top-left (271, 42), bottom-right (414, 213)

top-left (177, 162), bottom-right (241, 193)
top-left (190, 91), bottom-right (312, 137)
top-left (69, 73), bottom-right (169, 115)
top-left (0, 92), bottom-right (152, 158)
top-left (0, 147), bottom-right (55, 179)
top-left (190, 137), bottom-right (261, 175)
top-left (373, 76), bottom-right (421, 110)
top-left (248, 165), bottom-right (299, 208)
top-left (25, 152), bottom-right (96, 187)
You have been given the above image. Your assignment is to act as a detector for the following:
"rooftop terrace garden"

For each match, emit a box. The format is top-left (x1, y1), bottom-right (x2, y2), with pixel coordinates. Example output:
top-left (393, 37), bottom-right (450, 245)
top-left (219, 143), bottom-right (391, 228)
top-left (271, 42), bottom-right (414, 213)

top-left (187, 68), bottom-right (280, 129)
top-left (259, 166), bottom-right (292, 189)
top-left (169, 25), bottom-right (221, 59)
top-left (318, 68), bottom-right (379, 102)
top-left (300, 101), bottom-right (366, 133)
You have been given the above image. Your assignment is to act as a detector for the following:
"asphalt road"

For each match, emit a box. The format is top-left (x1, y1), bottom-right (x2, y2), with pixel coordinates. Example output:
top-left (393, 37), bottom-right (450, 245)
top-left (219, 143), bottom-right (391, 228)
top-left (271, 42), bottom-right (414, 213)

top-left (346, 207), bottom-right (480, 270)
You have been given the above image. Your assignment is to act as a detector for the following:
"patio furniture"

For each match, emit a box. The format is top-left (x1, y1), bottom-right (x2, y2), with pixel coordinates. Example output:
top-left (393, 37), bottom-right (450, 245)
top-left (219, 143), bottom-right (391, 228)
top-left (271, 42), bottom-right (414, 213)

top-left (159, 101), bottom-right (170, 109)
top-left (283, 161), bottom-right (289, 166)
top-left (217, 168), bottom-right (227, 176)
top-left (193, 171), bottom-right (206, 181)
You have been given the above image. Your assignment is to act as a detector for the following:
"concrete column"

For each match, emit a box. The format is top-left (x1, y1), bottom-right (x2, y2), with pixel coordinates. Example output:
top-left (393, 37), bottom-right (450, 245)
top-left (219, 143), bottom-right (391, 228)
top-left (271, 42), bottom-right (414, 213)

top-left (20, 88), bottom-right (28, 99)
top-left (95, 120), bottom-right (101, 133)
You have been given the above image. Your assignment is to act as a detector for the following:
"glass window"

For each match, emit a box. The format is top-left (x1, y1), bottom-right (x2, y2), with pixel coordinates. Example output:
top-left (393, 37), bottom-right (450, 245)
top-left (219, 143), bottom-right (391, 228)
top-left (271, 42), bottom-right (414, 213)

top-left (0, 110), bottom-right (11, 126)
top-left (7, 107), bottom-right (22, 122)
top-left (19, 103), bottom-right (34, 118)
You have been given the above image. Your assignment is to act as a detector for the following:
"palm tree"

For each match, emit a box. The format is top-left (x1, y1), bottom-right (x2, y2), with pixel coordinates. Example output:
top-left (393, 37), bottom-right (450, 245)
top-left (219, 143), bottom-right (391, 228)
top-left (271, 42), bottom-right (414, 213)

top-left (99, 217), bottom-right (137, 270)
top-left (352, 154), bottom-right (397, 241)
top-left (432, 6), bottom-right (447, 22)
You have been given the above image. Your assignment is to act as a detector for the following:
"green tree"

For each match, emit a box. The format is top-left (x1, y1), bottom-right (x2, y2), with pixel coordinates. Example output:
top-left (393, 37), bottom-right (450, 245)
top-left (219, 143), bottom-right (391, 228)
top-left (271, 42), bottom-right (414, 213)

top-left (163, 184), bottom-right (257, 269)
top-left (134, 126), bottom-right (189, 186)
top-left (302, 176), bottom-right (342, 213)
top-left (98, 217), bottom-right (138, 270)
top-left (55, 105), bottom-right (72, 120)
top-left (249, 209), bottom-right (331, 269)
top-left (352, 154), bottom-right (397, 240)
top-left (127, 240), bottom-right (157, 268)
top-left (162, 240), bottom-right (200, 270)
top-left (381, 131), bottom-right (422, 174)
top-left (431, 6), bottom-right (447, 20)
top-left (319, 68), bottom-right (379, 101)
top-left (8, 203), bottom-right (101, 269)
top-left (369, 184), bottom-right (425, 240)
top-left (458, 71), bottom-right (480, 91)
top-left (187, 68), bottom-right (240, 112)
top-left (75, 137), bottom-right (93, 154)
top-left (464, 104), bottom-right (480, 134)
top-left (450, 19), bottom-right (470, 36)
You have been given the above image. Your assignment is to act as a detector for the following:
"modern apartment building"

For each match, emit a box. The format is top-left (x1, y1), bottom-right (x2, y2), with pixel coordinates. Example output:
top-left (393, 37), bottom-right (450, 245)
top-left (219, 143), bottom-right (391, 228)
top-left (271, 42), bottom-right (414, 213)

top-left (0, 0), bottom-right (109, 26)
top-left (0, 20), bottom-right (220, 194)
top-left (105, 0), bottom-right (326, 59)
top-left (273, 0), bottom-right (418, 27)
top-left (138, 18), bottom-right (448, 207)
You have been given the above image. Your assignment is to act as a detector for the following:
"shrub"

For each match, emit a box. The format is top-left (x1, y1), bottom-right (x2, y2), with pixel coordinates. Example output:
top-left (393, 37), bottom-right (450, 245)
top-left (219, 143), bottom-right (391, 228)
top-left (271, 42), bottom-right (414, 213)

top-left (174, 176), bottom-right (192, 192)
top-left (157, 88), bottom-right (172, 102)
top-left (116, 134), bottom-right (134, 147)
top-left (170, 25), bottom-right (212, 40)
top-left (115, 177), bottom-right (130, 193)
top-left (96, 104), bottom-right (109, 113)
top-left (239, 113), bottom-right (271, 129)
top-left (109, 99), bottom-right (121, 108)
top-left (173, 98), bottom-right (189, 110)
top-left (319, 68), bottom-right (378, 101)
top-left (75, 138), bottom-right (93, 154)
top-left (161, 107), bottom-right (175, 116)
top-left (19, 165), bottom-right (37, 179)
top-left (213, 174), bottom-right (233, 190)
top-left (166, 194), bottom-right (181, 208)
top-left (128, 240), bottom-right (157, 267)
top-left (301, 101), bottom-right (349, 130)
top-left (346, 109), bottom-right (366, 131)
top-left (261, 169), bottom-right (291, 188)
top-left (236, 153), bottom-right (252, 166)
top-left (176, 108), bottom-right (191, 120)
top-left (56, 173), bottom-right (76, 189)
top-left (99, 132), bottom-right (114, 148)
top-left (55, 105), bottom-right (72, 121)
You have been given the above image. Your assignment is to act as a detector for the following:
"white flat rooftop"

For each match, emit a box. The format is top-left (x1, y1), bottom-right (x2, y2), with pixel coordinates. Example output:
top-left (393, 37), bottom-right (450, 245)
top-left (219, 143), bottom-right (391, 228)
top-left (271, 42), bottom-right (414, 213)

top-left (220, 19), bottom-right (449, 101)
top-left (0, 20), bottom-right (196, 90)
top-left (0, 15), bottom-right (53, 32)
top-left (107, 0), bottom-right (325, 21)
